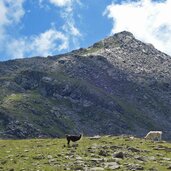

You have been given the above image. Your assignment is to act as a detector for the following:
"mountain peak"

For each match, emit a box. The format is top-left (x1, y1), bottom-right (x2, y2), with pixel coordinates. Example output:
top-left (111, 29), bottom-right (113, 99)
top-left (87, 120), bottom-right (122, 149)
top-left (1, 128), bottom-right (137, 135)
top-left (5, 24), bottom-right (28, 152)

top-left (89, 31), bottom-right (135, 51)
top-left (70, 30), bottom-right (168, 60)
top-left (105, 30), bottom-right (135, 45)
top-left (114, 30), bottom-right (134, 38)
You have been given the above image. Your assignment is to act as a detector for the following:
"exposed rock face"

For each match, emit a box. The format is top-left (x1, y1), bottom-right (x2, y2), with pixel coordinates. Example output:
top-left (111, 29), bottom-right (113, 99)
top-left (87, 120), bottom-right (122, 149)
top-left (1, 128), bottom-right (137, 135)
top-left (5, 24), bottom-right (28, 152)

top-left (0, 31), bottom-right (171, 139)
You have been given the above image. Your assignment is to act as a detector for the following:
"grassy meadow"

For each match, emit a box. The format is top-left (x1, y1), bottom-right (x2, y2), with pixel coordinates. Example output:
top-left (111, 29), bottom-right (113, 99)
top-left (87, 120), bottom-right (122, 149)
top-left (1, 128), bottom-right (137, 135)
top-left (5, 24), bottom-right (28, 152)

top-left (0, 136), bottom-right (171, 171)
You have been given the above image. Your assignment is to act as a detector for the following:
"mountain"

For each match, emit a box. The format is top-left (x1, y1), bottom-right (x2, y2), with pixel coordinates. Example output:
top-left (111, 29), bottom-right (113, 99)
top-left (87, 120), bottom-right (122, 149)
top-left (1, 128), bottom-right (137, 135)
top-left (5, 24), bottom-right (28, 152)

top-left (0, 31), bottom-right (171, 139)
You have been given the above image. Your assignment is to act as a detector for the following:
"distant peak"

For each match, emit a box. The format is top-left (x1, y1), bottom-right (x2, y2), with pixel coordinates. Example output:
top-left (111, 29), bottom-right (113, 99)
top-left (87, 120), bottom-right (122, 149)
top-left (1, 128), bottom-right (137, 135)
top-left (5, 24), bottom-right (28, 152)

top-left (114, 30), bottom-right (135, 38)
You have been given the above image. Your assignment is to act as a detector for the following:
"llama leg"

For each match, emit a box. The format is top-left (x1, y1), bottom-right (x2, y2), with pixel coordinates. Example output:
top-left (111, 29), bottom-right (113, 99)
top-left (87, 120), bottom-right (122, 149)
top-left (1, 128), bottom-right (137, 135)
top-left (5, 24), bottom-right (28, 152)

top-left (159, 134), bottom-right (161, 141)
top-left (67, 139), bottom-right (70, 146)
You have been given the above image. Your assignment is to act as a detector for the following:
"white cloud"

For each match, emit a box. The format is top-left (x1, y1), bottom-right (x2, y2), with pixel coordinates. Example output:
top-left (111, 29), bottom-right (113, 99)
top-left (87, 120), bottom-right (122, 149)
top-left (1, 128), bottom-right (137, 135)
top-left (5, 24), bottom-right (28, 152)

top-left (0, 0), bottom-right (25, 40)
top-left (48, 0), bottom-right (81, 7)
top-left (6, 28), bottom-right (68, 59)
top-left (104, 0), bottom-right (171, 55)
top-left (30, 28), bottom-right (68, 56)
top-left (0, 0), bottom-right (25, 56)
top-left (6, 0), bottom-right (25, 24)
top-left (0, 1), bottom-right (9, 27)
top-left (0, 0), bottom-right (81, 60)
top-left (6, 38), bottom-right (26, 59)
top-left (48, 0), bottom-right (82, 49)
top-left (0, 0), bottom-right (25, 27)
top-left (49, 0), bottom-right (72, 7)
top-left (61, 6), bottom-right (81, 37)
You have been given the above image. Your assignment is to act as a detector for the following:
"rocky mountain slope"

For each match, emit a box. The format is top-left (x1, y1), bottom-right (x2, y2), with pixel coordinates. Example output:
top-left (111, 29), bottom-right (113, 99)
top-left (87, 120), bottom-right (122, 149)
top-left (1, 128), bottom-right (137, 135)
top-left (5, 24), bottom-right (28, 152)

top-left (0, 31), bottom-right (171, 139)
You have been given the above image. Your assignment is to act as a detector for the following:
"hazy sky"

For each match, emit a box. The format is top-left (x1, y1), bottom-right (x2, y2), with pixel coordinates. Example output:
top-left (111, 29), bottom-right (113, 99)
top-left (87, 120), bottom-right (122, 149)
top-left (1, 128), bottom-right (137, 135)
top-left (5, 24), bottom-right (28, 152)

top-left (0, 0), bottom-right (171, 61)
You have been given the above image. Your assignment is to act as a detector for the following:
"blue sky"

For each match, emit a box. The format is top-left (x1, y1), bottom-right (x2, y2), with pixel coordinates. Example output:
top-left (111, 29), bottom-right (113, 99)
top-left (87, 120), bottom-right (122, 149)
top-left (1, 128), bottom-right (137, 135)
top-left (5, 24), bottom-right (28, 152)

top-left (0, 0), bottom-right (171, 61)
